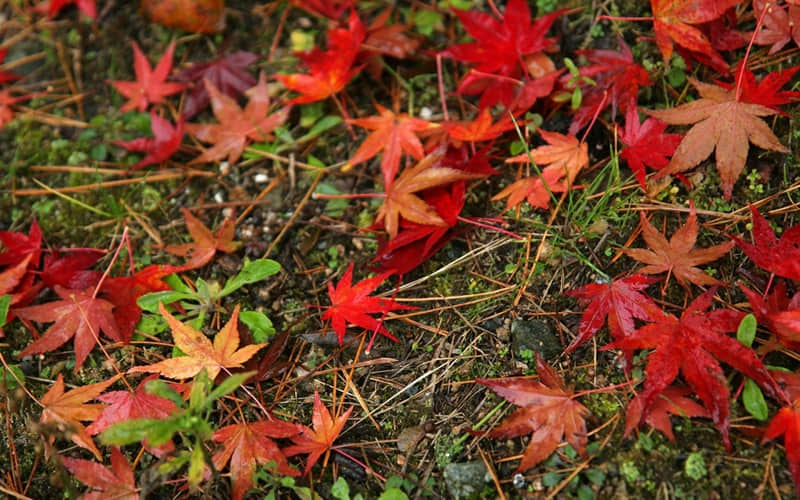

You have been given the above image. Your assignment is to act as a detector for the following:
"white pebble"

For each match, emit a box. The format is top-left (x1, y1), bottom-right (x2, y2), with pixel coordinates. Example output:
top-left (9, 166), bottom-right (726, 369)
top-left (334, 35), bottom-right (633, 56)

top-left (254, 173), bottom-right (269, 184)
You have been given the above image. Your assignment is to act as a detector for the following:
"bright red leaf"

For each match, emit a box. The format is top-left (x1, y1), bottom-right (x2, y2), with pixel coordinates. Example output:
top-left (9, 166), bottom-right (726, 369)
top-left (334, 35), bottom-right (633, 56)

top-left (187, 73), bottom-right (290, 166)
top-left (0, 219), bottom-right (42, 268)
top-left (346, 104), bottom-right (437, 188)
top-left (567, 37), bottom-right (652, 134)
top-left (164, 208), bottom-right (240, 270)
top-left (442, 0), bottom-right (564, 107)
top-left (175, 51), bottom-right (258, 118)
top-left (474, 354), bottom-right (591, 473)
top-left (62, 447), bottom-right (138, 500)
top-left (622, 204), bottom-right (734, 287)
top-left (283, 392), bottom-right (354, 475)
top-left (39, 374), bottom-right (117, 459)
top-left (86, 375), bottom-right (178, 436)
top-left (109, 41), bottom-right (186, 113)
top-left (730, 204), bottom-right (800, 280)
top-left (321, 262), bottom-right (414, 345)
top-left (644, 384), bottom-right (709, 441)
top-left (212, 419), bottom-right (302, 500)
top-left (113, 112), bottom-right (184, 171)
top-left (17, 286), bottom-right (122, 371)
top-left (717, 63), bottom-right (800, 114)
top-left (565, 274), bottom-right (663, 354)
top-left (763, 401), bottom-right (800, 493)
top-left (101, 264), bottom-right (179, 343)
top-left (618, 108), bottom-right (683, 189)
top-left (275, 11), bottom-right (365, 104)
top-left (605, 287), bottom-right (781, 449)
top-left (362, 6), bottom-right (420, 61)
top-left (739, 280), bottom-right (800, 352)
top-left (41, 248), bottom-right (104, 290)
top-left (33, 0), bottom-right (96, 19)
top-left (649, 0), bottom-right (740, 74)
top-left (289, 0), bottom-right (350, 19)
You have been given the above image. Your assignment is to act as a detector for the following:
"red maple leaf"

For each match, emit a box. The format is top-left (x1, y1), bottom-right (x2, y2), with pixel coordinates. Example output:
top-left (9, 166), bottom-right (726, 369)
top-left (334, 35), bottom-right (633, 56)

top-left (0, 89), bottom-right (32, 129)
top-left (0, 48), bottom-right (21, 84)
top-left (717, 63), bottom-right (800, 115)
top-left (0, 219), bottom-right (42, 268)
top-left (362, 6), bottom-right (420, 61)
top-left (649, 0), bottom-right (740, 74)
top-left (212, 419), bottom-right (302, 500)
top-left (39, 374), bottom-right (117, 459)
top-left (41, 248), bottom-right (104, 290)
top-left (275, 11), bottom-right (365, 104)
top-left (188, 73), bottom-right (290, 166)
top-left (753, 0), bottom-right (800, 54)
top-left (113, 111), bottom-right (184, 171)
top-left (321, 262), bottom-right (414, 345)
top-left (644, 384), bottom-right (709, 441)
top-left (474, 354), bottom-right (591, 473)
top-left (61, 447), bottom-right (138, 500)
top-left (16, 286), bottom-right (122, 371)
top-left (33, 0), bottom-right (96, 19)
top-left (567, 37), bottom-right (652, 134)
top-left (739, 280), bottom-right (800, 352)
top-left (605, 287), bottom-right (782, 449)
top-left (175, 51), bottom-right (258, 118)
top-left (763, 401), bottom-right (800, 493)
top-left (346, 104), bottom-right (437, 188)
top-left (86, 375), bottom-right (179, 456)
top-left (164, 208), bottom-right (240, 270)
top-left (442, 0), bottom-right (564, 108)
top-left (101, 264), bottom-right (179, 343)
top-left (730, 204), bottom-right (800, 280)
top-left (283, 392), bottom-right (354, 475)
top-left (109, 41), bottom-right (186, 113)
top-left (618, 108), bottom-right (683, 189)
top-left (565, 274), bottom-right (663, 354)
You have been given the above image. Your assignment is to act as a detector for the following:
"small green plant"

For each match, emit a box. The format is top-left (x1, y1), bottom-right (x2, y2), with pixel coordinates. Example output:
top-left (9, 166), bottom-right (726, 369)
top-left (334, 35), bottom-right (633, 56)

top-left (553, 58), bottom-right (596, 110)
top-left (684, 452), bottom-right (707, 480)
top-left (138, 258), bottom-right (279, 340)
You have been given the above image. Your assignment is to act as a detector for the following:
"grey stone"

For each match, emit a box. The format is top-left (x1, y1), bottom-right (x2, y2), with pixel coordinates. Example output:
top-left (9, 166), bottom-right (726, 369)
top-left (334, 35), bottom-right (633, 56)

top-left (443, 461), bottom-right (490, 499)
top-left (511, 319), bottom-right (561, 359)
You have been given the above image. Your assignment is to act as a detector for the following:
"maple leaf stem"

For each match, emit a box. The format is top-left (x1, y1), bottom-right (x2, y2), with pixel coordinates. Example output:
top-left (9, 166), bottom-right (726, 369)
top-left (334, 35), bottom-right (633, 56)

top-left (93, 226), bottom-right (130, 299)
top-left (331, 93), bottom-right (356, 139)
top-left (572, 379), bottom-right (635, 399)
top-left (0, 352), bottom-right (39, 406)
top-left (580, 90), bottom-right (607, 144)
top-left (313, 192), bottom-right (383, 200)
top-left (738, 3), bottom-right (772, 102)
top-left (457, 216), bottom-right (523, 239)
top-left (331, 447), bottom-right (387, 482)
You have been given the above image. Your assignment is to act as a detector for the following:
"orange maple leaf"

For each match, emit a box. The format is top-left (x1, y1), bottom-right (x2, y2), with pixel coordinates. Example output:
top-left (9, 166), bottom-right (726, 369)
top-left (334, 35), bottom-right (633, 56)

top-left (164, 207), bottom-right (240, 270)
top-left (375, 151), bottom-right (483, 239)
top-left (129, 303), bottom-right (265, 380)
top-left (283, 392), bottom-right (353, 475)
top-left (444, 108), bottom-right (515, 143)
top-left (623, 204), bottom-right (734, 287)
top-left (493, 130), bottom-right (588, 210)
top-left (212, 419), bottom-right (302, 500)
top-left (647, 78), bottom-right (789, 199)
top-left (39, 374), bottom-right (118, 459)
top-left (187, 72), bottom-right (290, 165)
top-left (346, 104), bottom-right (437, 187)
top-left (473, 354), bottom-right (590, 473)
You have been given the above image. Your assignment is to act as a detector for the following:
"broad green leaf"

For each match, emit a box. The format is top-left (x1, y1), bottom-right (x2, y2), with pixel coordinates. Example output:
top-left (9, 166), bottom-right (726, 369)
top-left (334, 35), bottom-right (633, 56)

top-left (1, 364), bottom-right (24, 390)
top-left (0, 294), bottom-right (11, 328)
top-left (206, 371), bottom-right (255, 405)
top-left (331, 477), bottom-right (350, 500)
top-left (220, 259), bottom-right (281, 297)
top-left (737, 313), bottom-right (757, 347)
top-left (145, 379), bottom-right (185, 408)
top-left (743, 379), bottom-right (768, 421)
top-left (187, 444), bottom-right (206, 488)
top-left (240, 310), bottom-right (275, 343)
top-left (100, 418), bottom-right (162, 446)
top-left (137, 291), bottom-right (196, 312)
top-left (378, 489), bottom-right (408, 500)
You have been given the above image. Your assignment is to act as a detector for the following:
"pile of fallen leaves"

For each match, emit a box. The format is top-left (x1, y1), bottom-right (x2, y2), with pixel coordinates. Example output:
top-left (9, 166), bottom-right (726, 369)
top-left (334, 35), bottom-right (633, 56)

top-left (1, 0), bottom-right (800, 497)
